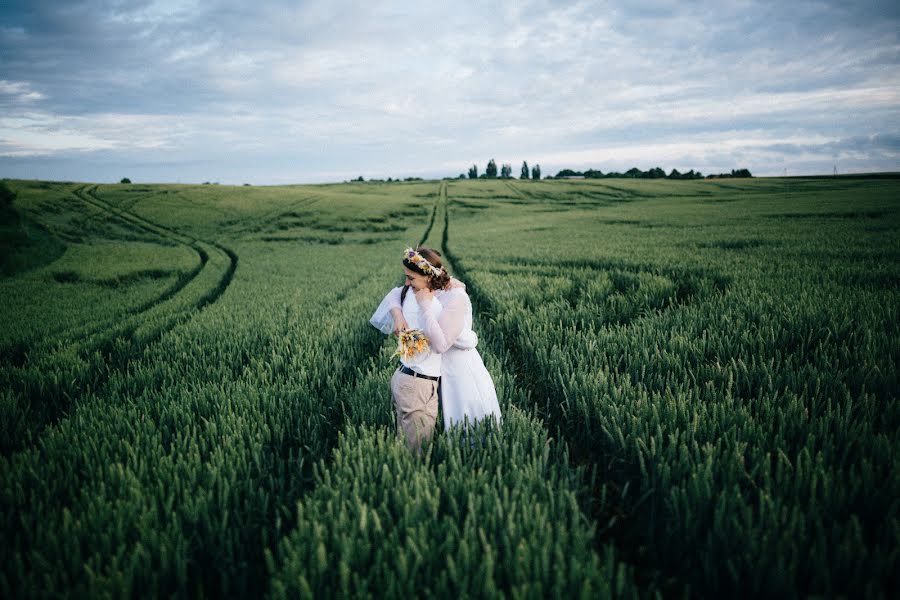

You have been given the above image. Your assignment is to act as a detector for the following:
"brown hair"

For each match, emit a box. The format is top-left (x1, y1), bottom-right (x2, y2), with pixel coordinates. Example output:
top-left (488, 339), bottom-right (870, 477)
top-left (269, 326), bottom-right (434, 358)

top-left (401, 247), bottom-right (451, 304)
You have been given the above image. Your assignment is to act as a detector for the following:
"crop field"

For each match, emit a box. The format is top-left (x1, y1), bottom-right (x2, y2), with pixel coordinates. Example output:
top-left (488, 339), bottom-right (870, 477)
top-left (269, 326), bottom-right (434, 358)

top-left (1, 176), bottom-right (898, 597)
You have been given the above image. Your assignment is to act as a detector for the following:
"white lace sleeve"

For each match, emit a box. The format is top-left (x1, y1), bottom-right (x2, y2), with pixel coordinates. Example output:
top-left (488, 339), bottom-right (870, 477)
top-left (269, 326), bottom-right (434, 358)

top-left (453, 329), bottom-right (478, 350)
top-left (418, 289), bottom-right (469, 354)
top-left (369, 286), bottom-right (403, 334)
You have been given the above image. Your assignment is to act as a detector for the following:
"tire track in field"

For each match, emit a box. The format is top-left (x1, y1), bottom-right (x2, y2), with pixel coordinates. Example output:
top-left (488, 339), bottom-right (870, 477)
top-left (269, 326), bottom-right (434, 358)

top-left (508, 179), bottom-right (653, 204)
top-left (439, 182), bottom-right (733, 593)
top-left (84, 185), bottom-right (238, 315)
top-left (504, 180), bottom-right (527, 199)
top-left (255, 181), bottom-right (446, 591)
top-left (0, 187), bottom-right (189, 353)
top-left (269, 182), bottom-right (447, 536)
top-left (225, 192), bottom-right (324, 236)
top-left (435, 180), bottom-right (647, 589)
top-left (231, 181), bottom-right (434, 594)
top-left (3, 185), bottom-right (239, 456)
top-left (12, 184), bottom-right (209, 349)
top-left (37, 186), bottom-right (213, 341)
top-left (417, 182), bottom-right (442, 247)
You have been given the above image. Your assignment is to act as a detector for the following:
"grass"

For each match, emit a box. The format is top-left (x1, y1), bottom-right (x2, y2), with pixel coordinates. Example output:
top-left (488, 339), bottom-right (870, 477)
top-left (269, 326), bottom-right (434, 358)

top-left (0, 176), bottom-right (897, 598)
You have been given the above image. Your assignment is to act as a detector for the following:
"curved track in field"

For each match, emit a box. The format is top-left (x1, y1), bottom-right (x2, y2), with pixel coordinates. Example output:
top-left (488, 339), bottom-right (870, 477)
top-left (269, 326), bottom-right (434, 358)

top-left (3, 185), bottom-right (239, 456)
top-left (223, 192), bottom-right (324, 237)
top-left (36, 185), bottom-right (236, 346)
top-left (439, 180), bottom-right (734, 593)
top-left (81, 185), bottom-right (238, 320)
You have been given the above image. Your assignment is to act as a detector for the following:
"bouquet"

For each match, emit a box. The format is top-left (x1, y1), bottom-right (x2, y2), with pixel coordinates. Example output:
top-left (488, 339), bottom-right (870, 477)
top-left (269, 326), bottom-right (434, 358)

top-left (393, 329), bottom-right (430, 361)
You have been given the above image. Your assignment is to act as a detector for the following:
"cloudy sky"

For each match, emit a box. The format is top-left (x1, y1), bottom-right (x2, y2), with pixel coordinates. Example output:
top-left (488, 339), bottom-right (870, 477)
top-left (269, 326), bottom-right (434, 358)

top-left (1, 0), bottom-right (899, 184)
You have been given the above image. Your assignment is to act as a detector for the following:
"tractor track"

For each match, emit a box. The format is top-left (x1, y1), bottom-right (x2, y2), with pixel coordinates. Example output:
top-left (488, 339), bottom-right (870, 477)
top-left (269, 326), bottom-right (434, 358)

top-left (2, 185), bottom-right (239, 456)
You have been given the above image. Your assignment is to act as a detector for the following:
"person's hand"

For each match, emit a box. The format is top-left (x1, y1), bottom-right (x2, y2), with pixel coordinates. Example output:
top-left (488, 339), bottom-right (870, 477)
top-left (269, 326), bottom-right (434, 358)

top-left (414, 287), bottom-right (435, 305)
top-left (390, 308), bottom-right (409, 334)
top-left (392, 316), bottom-right (409, 335)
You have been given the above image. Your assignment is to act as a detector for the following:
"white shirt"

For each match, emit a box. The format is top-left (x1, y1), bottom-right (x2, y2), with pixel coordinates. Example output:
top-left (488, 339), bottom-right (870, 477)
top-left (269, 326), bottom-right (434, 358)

top-left (370, 286), bottom-right (443, 377)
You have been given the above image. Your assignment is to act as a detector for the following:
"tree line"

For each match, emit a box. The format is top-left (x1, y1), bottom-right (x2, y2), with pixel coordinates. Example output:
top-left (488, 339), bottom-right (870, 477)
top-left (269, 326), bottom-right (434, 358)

top-left (464, 160), bottom-right (541, 180)
top-left (463, 160), bottom-right (752, 181)
top-left (552, 167), bottom-right (752, 179)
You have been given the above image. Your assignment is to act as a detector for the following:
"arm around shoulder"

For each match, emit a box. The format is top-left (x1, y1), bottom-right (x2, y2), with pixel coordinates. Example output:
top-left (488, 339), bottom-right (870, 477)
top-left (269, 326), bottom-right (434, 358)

top-left (418, 288), bottom-right (469, 353)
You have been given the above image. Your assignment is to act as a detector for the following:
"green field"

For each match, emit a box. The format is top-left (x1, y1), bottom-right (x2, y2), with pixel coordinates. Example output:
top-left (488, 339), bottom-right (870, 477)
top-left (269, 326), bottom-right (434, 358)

top-left (1, 176), bottom-right (897, 597)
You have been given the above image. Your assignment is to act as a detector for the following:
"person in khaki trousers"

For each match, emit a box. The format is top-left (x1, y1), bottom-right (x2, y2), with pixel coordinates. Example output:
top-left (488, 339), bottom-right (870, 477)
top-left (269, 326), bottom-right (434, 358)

top-left (370, 247), bottom-right (452, 453)
top-left (390, 367), bottom-right (440, 453)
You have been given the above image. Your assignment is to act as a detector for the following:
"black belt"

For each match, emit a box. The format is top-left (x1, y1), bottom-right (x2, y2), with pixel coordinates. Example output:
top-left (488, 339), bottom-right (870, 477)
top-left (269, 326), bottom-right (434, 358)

top-left (398, 365), bottom-right (440, 381)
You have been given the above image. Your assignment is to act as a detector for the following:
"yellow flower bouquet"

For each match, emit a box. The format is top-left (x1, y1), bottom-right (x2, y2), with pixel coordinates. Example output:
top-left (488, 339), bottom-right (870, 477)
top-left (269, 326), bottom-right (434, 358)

top-left (393, 329), bottom-right (430, 360)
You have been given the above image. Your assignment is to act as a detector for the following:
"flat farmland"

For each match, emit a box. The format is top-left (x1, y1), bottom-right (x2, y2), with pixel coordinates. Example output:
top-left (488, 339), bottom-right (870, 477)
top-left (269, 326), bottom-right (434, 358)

top-left (1, 176), bottom-right (897, 597)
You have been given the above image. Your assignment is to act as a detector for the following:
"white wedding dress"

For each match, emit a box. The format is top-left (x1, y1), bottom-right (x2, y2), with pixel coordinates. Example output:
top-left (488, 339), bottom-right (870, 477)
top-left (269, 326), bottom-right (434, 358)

top-left (370, 286), bottom-right (502, 430)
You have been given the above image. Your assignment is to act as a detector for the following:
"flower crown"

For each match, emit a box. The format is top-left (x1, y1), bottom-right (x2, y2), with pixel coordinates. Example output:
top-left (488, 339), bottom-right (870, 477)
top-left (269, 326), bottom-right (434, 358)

top-left (403, 247), bottom-right (444, 277)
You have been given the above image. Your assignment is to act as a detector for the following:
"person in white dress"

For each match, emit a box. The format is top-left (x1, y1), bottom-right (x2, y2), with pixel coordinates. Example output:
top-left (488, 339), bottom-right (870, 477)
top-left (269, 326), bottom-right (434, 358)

top-left (370, 247), bottom-right (502, 432)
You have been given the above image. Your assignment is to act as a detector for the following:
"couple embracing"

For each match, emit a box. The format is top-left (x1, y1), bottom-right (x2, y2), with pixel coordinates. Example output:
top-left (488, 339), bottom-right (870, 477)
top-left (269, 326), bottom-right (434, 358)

top-left (369, 247), bottom-right (502, 452)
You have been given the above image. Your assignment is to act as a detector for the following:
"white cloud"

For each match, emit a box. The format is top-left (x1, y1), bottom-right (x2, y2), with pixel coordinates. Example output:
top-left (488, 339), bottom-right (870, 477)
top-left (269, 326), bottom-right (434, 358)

top-left (0, 80), bottom-right (46, 103)
top-left (0, 0), bottom-right (898, 182)
top-left (107, 0), bottom-right (202, 25)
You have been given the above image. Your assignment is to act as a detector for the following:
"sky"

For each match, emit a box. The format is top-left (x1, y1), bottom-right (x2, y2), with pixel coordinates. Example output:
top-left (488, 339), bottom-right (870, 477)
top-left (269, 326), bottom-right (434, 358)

top-left (1, 0), bottom-right (899, 184)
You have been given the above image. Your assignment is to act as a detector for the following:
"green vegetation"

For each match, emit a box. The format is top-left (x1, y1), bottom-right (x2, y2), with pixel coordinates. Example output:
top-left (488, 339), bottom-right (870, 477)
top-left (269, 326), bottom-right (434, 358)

top-left (446, 176), bottom-right (898, 596)
top-left (0, 180), bottom-right (67, 278)
top-left (0, 176), bottom-right (897, 597)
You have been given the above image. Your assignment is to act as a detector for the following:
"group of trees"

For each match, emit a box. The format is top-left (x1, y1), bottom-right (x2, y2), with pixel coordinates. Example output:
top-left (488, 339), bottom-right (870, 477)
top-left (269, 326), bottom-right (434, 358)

top-left (462, 160), bottom-right (752, 182)
top-left (466, 160), bottom-right (541, 180)
top-left (553, 167), bottom-right (705, 180)
top-left (706, 168), bottom-right (753, 179)
top-left (552, 167), bottom-right (752, 180)
top-left (352, 176), bottom-right (424, 183)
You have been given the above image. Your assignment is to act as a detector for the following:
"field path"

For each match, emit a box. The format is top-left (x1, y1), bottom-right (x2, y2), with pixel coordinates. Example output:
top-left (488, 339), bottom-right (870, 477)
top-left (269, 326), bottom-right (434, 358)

top-left (81, 184), bottom-right (238, 319)
top-left (222, 191), bottom-right (324, 235)
top-left (4, 185), bottom-right (239, 455)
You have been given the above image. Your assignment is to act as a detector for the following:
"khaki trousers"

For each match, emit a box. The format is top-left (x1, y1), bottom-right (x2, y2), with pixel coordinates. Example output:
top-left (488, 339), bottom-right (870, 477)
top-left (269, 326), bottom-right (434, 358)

top-left (390, 369), bottom-right (440, 453)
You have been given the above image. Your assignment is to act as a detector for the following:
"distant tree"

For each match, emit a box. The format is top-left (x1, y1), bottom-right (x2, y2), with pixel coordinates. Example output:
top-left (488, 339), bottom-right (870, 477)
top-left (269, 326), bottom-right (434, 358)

top-left (468, 164), bottom-right (478, 179)
top-left (532, 164), bottom-right (541, 180)
top-left (625, 167), bottom-right (642, 178)
top-left (500, 163), bottom-right (512, 178)
top-left (355, 176), bottom-right (365, 182)
top-left (555, 169), bottom-right (582, 178)
top-left (648, 167), bottom-right (665, 179)
top-left (120, 177), bottom-right (131, 184)
top-left (486, 159), bottom-right (498, 178)
top-left (521, 161), bottom-right (530, 179)
top-left (707, 168), bottom-right (752, 179)
top-left (584, 169), bottom-right (603, 179)
top-left (243, 183), bottom-right (251, 186)
top-left (668, 168), bottom-right (681, 179)
top-left (458, 173), bottom-right (466, 179)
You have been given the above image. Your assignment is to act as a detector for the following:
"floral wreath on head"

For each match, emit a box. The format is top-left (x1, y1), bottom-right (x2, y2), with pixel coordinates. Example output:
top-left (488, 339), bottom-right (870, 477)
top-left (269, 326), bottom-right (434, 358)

top-left (403, 247), bottom-right (444, 277)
